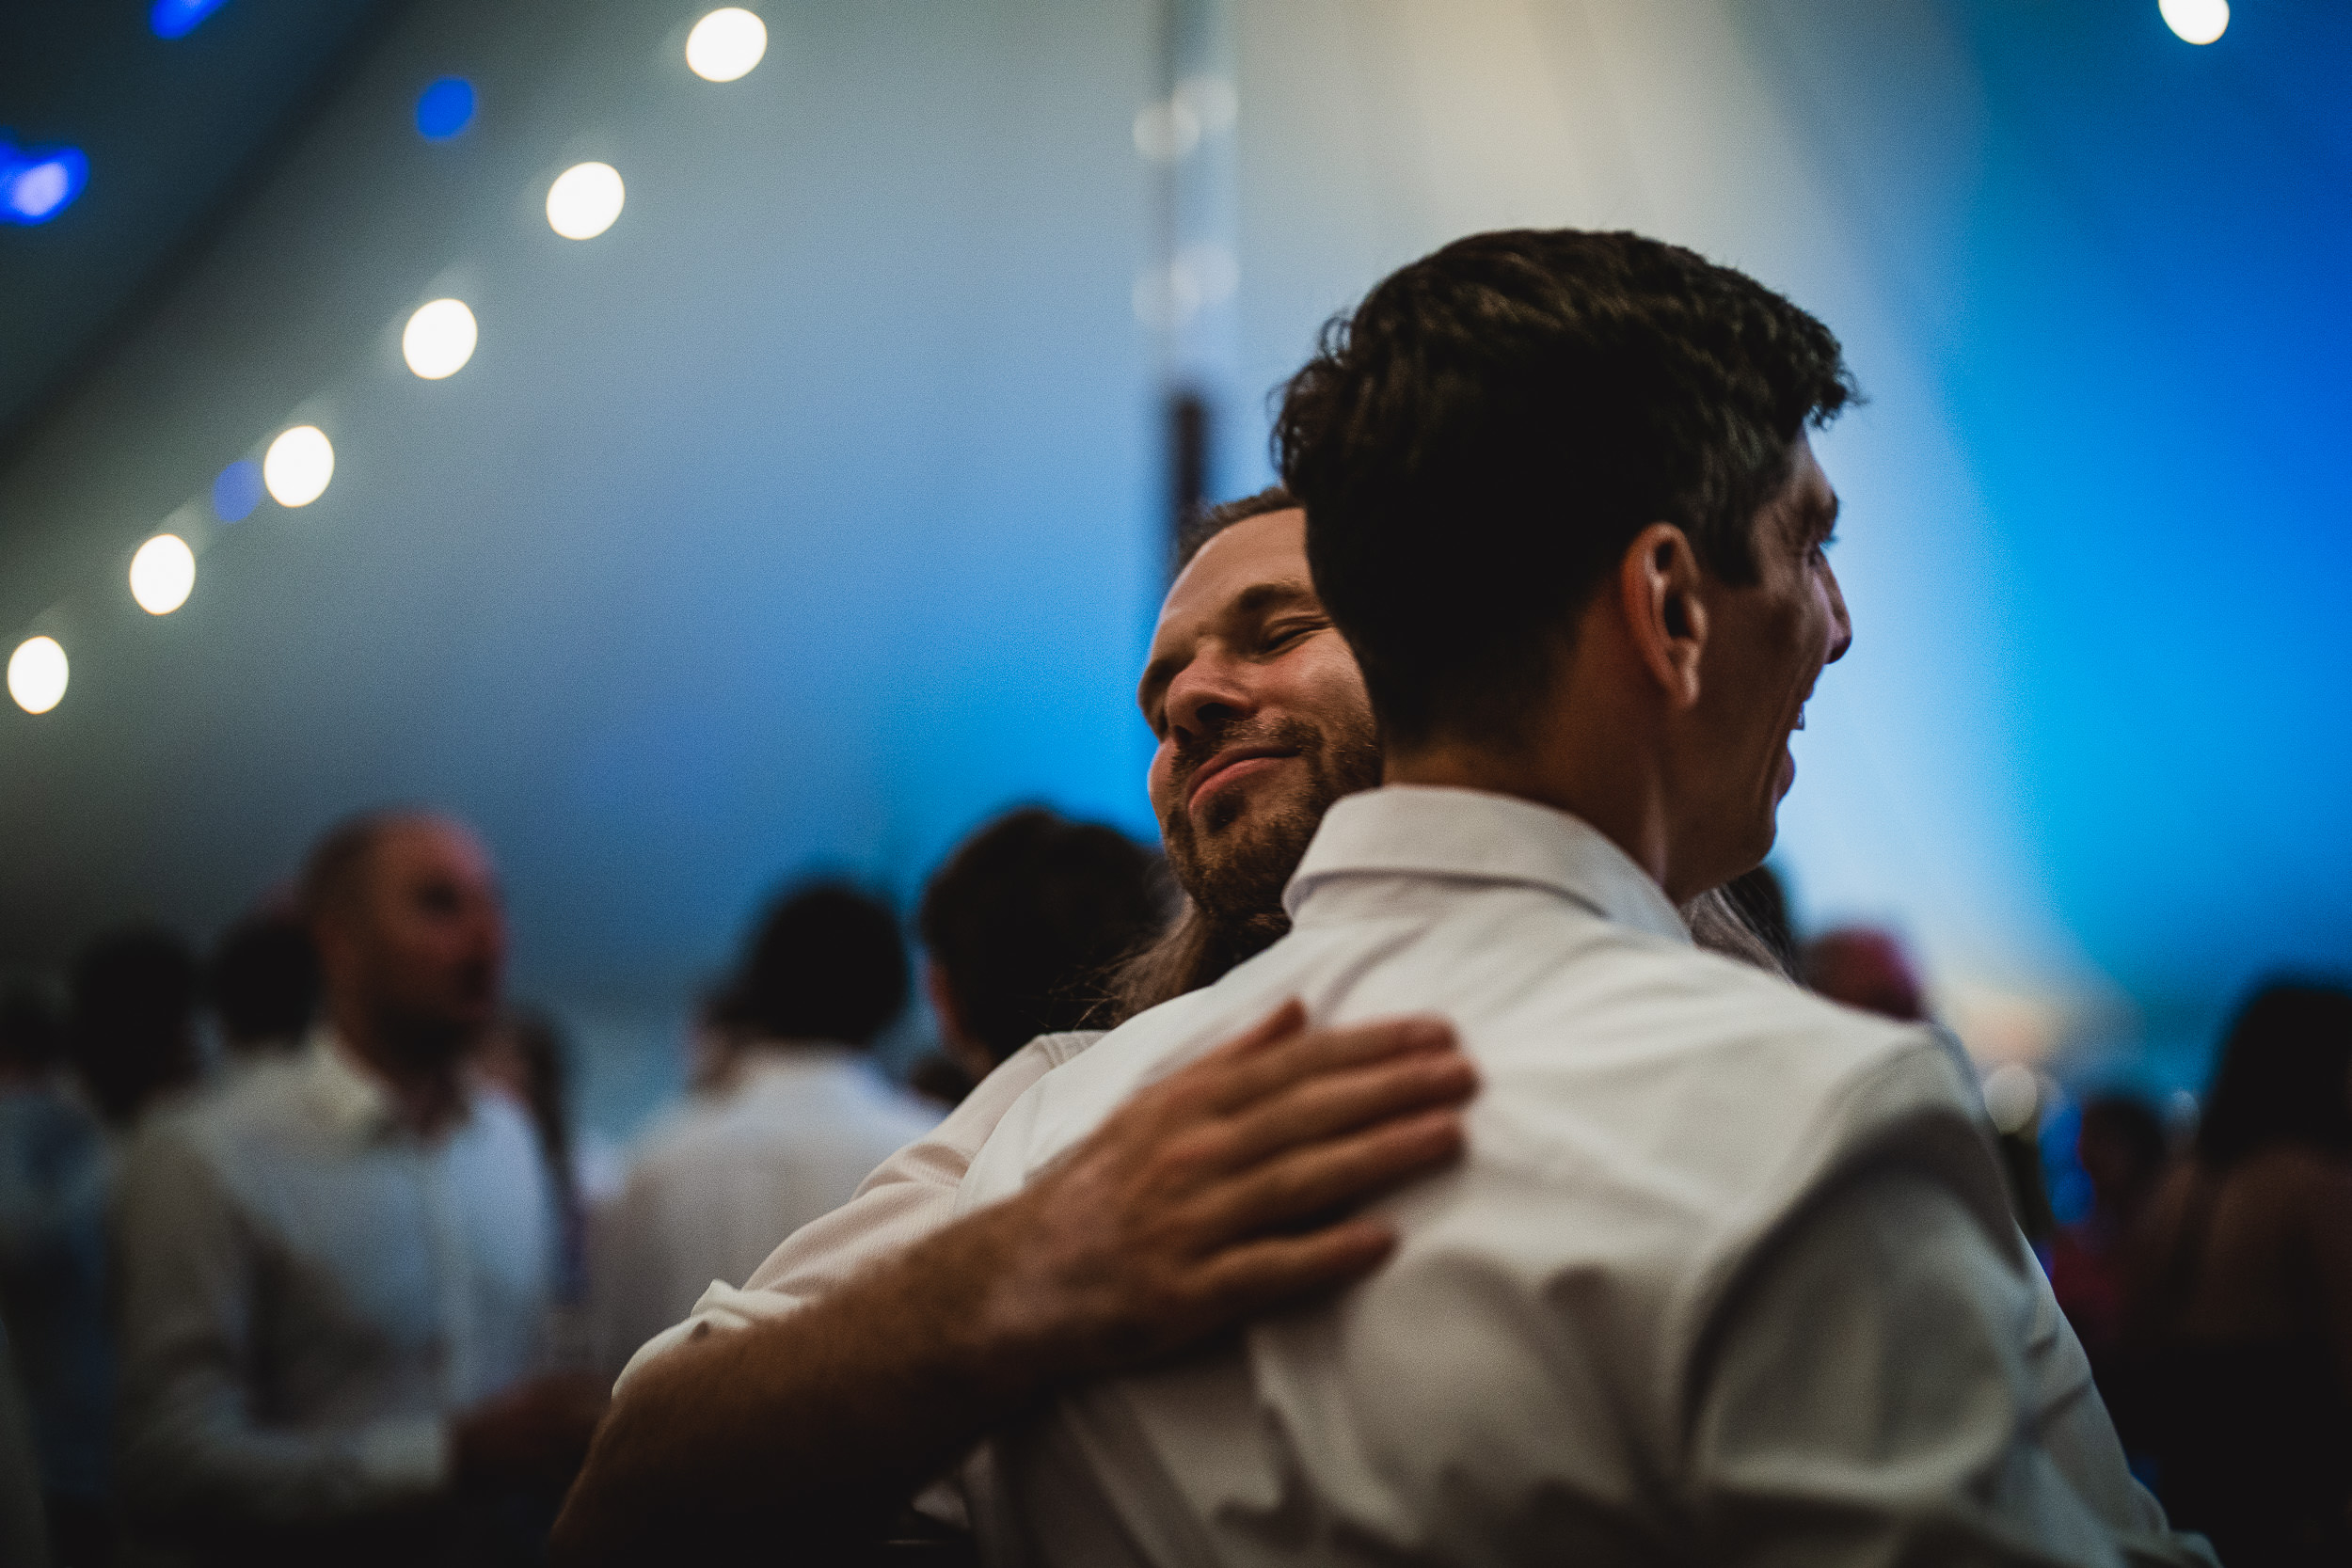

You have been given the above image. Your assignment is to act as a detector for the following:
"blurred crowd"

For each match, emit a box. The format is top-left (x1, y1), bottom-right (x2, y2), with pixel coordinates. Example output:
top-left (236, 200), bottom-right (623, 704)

top-left (0, 803), bottom-right (1170, 1567)
top-left (4, 805), bottom-right (2344, 1566)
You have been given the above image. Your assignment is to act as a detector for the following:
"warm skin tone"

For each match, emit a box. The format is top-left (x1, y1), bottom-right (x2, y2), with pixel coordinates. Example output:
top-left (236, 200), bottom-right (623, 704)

top-left (1139, 507), bottom-right (1381, 937)
top-left (1390, 435), bottom-right (1852, 905)
top-left (311, 817), bottom-right (607, 1496)
top-left (549, 519), bottom-right (1470, 1563)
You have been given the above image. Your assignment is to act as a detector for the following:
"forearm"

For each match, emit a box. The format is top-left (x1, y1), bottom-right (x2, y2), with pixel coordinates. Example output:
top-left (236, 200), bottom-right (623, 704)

top-left (554, 1199), bottom-right (1043, 1563)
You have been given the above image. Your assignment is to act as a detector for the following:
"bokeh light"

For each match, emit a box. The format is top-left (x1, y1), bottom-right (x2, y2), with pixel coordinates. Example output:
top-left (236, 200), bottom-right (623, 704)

top-left (546, 162), bottom-right (625, 240)
top-left (1982, 1064), bottom-right (2042, 1134)
top-left (263, 426), bottom-right (335, 507)
top-left (212, 459), bottom-right (262, 523)
top-left (0, 146), bottom-right (89, 227)
top-left (2159, 0), bottom-right (2228, 44)
top-left (130, 534), bottom-right (197, 616)
top-left (402, 298), bottom-right (478, 379)
top-left (416, 77), bottom-right (477, 140)
top-left (686, 8), bottom-right (768, 82)
top-left (8, 637), bottom-right (68, 715)
top-left (148, 0), bottom-right (230, 40)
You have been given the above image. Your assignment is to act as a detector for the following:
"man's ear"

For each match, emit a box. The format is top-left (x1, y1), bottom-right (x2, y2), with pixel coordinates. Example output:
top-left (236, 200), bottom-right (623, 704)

top-left (1617, 523), bottom-right (1707, 711)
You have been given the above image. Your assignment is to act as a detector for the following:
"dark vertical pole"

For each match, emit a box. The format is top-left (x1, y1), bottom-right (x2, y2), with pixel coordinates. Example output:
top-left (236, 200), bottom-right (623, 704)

top-left (1168, 386), bottom-right (1211, 566)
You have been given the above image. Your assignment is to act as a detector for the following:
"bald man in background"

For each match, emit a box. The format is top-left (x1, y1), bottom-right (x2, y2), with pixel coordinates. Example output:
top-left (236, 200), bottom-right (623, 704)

top-left (116, 813), bottom-right (602, 1567)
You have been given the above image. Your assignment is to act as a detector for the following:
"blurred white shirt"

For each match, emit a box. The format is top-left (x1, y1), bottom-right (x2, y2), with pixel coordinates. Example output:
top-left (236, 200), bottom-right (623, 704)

top-left (114, 1032), bottom-right (556, 1529)
top-left (613, 1029), bottom-right (1098, 1387)
top-left (593, 1044), bottom-right (942, 1376)
top-left (953, 785), bottom-right (2214, 1567)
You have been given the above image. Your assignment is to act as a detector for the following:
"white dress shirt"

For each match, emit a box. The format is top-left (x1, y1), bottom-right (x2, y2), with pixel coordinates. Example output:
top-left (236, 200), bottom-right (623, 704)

top-left (612, 1029), bottom-right (1099, 1389)
top-left (114, 1033), bottom-right (556, 1529)
top-left (954, 786), bottom-right (2214, 1567)
top-left (593, 1044), bottom-right (945, 1377)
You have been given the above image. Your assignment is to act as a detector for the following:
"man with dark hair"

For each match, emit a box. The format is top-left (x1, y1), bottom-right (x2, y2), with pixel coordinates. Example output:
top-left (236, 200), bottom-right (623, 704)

top-left (942, 230), bottom-right (2209, 1562)
top-left (919, 807), bottom-right (1167, 1078)
top-left (115, 812), bottom-right (603, 1565)
top-left (556, 473), bottom-right (1773, 1560)
top-left (68, 927), bottom-right (202, 1130)
top-left (207, 909), bottom-right (320, 1062)
top-left (592, 883), bottom-right (944, 1374)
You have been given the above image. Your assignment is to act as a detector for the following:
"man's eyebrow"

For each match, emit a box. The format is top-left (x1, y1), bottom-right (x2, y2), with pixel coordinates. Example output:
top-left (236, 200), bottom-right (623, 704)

top-left (1231, 578), bottom-right (1318, 616)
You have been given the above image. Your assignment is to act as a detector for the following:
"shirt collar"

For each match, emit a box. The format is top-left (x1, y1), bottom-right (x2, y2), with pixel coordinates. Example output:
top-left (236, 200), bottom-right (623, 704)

top-left (304, 1028), bottom-right (471, 1145)
top-left (1283, 784), bottom-right (1692, 946)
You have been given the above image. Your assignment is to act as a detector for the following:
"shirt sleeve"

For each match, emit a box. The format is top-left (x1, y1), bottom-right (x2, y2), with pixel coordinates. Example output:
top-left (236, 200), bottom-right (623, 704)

top-left (112, 1118), bottom-right (451, 1530)
top-left (1689, 1161), bottom-right (2217, 1567)
top-left (609, 1034), bottom-right (1077, 1393)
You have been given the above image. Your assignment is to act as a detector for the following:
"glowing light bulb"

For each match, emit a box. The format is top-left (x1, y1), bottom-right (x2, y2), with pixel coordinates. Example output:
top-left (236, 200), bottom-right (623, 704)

top-left (546, 162), bottom-right (624, 240)
top-left (2159, 0), bottom-right (2228, 43)
top-left (8, 637), bottom-right (68, 715)
top-left (686, 8), bottom-right (767, 82)
top-left (403, 298), bottom-right (478, 379)
top-left (263, 425), bottom-right (335, 507)
top-left (130, 533), bottom-right (197, 615)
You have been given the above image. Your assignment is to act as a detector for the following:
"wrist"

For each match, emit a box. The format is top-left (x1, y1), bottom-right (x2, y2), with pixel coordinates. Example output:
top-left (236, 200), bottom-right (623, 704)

top-left (929, 1195), bottom-right (1078, 1405)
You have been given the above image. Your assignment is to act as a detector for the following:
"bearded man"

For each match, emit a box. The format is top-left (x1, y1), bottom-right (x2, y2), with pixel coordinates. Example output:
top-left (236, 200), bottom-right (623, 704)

top-left (554, 489), bottom-right (1774, 1561)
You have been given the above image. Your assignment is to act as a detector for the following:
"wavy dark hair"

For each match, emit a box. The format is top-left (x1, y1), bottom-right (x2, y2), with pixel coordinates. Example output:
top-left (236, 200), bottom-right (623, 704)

top-left (2193, 980), bottom-right (2352, 1168)
top-left (1275, 229), bottom-right (1856, 751)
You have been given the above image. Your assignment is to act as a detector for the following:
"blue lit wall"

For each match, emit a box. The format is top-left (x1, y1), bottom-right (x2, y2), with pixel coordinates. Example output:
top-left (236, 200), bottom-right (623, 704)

top-left (1229, 0), bottom-right (2349, 1080)
top-left (3, 0), bottom-right (2344, 1134)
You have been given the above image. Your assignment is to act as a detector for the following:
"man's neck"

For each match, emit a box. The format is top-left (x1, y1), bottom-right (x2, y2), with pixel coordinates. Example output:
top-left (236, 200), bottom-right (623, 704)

top-left (1386, 739), bottom-right (1684, 901)
top-left (327, 998), bottom-right (469, 1139)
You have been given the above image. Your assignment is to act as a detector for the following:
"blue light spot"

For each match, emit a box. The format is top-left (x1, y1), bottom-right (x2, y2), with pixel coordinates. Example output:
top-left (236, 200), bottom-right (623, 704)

top-left (0, 145), bottom-right (88, 226)
top-left (150, 0), bottom-right (230, 39)
top-left (415, 78), bottom-right (475, 141)
top-left (211, 460), bottom-right (263, 524)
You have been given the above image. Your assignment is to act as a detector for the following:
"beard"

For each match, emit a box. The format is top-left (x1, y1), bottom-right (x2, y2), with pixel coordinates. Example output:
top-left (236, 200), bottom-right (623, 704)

top-left (1158, 709), bottom-right (1383, 955)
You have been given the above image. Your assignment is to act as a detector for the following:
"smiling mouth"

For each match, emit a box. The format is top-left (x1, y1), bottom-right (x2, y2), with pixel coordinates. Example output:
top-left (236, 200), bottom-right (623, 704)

top-left (1186, 748), bottom-right (1298, 811)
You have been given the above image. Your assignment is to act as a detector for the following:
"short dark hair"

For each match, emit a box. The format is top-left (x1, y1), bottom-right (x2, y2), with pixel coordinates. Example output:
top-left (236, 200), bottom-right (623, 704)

top-left (919, 808), bottom-right (1168, 1066)
top-left (1174, 485), bottom-right (1299, 573)
top-left (734, 882), bottom-right (909, 1048)
top-left (70, 926), bottom-right (201, 1126)
top-left (2194, 980), bottom-right (2352, 1168)
top-left (208, 910), bottom-right (320, 1047)
top-left (1275, 229), bottom-right (1856, 748)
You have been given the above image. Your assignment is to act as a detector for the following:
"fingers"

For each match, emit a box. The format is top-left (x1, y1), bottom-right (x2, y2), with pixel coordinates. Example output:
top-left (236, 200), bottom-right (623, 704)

top-left (1187, 1220), bottom-right (1401, 1323)
top-left (1194, 1105), bottom-right (1468, 1243)
top-left (1211, 1046), bottom-right (1476, 1174)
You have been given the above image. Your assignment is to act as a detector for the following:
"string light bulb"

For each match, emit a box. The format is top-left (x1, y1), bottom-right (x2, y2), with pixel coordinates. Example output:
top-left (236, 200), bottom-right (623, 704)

top-left (8, 637), bottom-right (68, 715)
top-left (129, 533), bottom-right (197, 615)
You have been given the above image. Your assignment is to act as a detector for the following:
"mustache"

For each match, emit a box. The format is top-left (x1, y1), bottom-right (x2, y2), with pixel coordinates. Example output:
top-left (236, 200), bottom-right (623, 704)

top-left (1164, 717), bottom-right (1323, 814)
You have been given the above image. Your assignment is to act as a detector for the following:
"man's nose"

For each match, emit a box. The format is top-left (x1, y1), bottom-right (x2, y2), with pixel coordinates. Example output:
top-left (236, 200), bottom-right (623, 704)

top-left (1163, 654), bottom-right (1251, 744)
top-left (1824, 568), bottom-right (1853, 665)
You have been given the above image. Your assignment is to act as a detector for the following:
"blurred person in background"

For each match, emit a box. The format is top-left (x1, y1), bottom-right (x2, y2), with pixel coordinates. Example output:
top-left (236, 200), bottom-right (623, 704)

top-left (1806, 920), bottom-right (2054, 1244)
top-left (590, 882), bottom-right (940, 1376)
top-left (1804, 923), bottom-right (1927, 1022)
top-left (205, 908), bottom-right (319, 1069)
top-left (1, 1317), bottom-right (52, 1567)
top-left (2049, 1092), bottom-right (2168, 1360)
top-left (477, 1006), bottom-right (589, 1308)
top-left (68, 927), bottom-right (201, 1134)
top-left (113, 812), bottom-right (600, 1568)
top-left (2113, 980), bottom-right (2352, 1565)
top-left (917, 806), bottom-right (1168, 1092)
top-left (558, 489), bottom-right (1780, 1560)
top-left (0, 984), bottom-right (111, 1565)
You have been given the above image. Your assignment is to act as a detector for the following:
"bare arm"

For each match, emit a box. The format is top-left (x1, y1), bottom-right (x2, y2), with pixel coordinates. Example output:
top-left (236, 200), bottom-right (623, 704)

top-left (550, 1003), bottom-right (1473, 1561)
